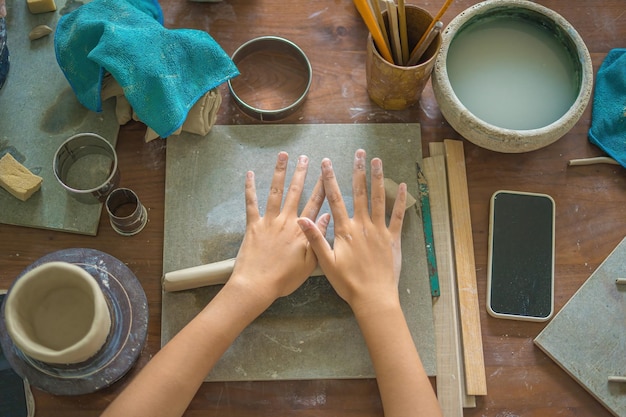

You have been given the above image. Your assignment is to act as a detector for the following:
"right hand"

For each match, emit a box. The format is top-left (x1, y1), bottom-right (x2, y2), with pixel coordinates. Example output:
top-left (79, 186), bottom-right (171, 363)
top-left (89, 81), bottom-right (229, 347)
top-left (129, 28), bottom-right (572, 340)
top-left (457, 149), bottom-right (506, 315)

top-left (297, 149), bottom-right (407, 314)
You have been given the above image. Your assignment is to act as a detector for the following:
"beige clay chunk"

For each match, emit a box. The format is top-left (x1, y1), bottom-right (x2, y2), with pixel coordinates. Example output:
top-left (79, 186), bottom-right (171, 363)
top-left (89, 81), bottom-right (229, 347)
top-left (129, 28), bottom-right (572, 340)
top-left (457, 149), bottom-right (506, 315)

top-left (26, 0), bottom-right (56, 14)
top-left (29, 25), bottom-right (53, 41)
top-left (0, 153), bottom-right (43, 201)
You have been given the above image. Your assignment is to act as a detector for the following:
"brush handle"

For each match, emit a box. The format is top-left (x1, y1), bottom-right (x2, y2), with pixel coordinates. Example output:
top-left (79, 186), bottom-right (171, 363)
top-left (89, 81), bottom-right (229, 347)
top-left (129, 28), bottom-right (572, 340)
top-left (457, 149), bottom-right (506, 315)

top-left (354, 0), bottom-right (394, 63)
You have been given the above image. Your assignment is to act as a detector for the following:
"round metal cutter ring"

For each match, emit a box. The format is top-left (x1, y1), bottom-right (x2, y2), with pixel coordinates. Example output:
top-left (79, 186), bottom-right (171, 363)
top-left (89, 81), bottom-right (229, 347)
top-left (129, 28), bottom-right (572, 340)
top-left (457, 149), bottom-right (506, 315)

top-left (228, 36), bottom-right (312, 122)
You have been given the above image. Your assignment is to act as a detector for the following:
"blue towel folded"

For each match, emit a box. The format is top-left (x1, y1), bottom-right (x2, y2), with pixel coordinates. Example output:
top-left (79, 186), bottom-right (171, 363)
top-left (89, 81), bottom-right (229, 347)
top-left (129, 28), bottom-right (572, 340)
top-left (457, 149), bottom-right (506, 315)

top-left (588, 48), bottom-right (626, 168)
top-left (55, 0), bottom-right (239, 138)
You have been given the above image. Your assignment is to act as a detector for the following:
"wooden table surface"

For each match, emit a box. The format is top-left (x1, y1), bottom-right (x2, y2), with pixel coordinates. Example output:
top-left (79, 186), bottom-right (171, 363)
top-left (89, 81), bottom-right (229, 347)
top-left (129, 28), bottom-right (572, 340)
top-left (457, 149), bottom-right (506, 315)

top-left (1, 0), bottom-right (625, 416)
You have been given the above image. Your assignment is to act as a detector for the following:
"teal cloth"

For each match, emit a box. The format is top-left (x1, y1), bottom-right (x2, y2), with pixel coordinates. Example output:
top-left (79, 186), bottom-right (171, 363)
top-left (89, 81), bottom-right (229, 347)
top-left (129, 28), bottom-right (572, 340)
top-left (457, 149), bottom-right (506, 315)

top-left (55, 0), bottom-right (239, 138)
top-left (588, 48), bottom-right (626, 167)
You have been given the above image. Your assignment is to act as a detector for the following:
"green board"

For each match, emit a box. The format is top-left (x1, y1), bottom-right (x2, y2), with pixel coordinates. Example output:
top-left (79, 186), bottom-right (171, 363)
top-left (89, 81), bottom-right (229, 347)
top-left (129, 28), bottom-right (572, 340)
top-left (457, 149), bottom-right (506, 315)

top-left (535, 237), bottom-right (626, 416)
top-left (161, 123), bottom-right (436, 381)
top-left (0, 0), bottom-right (119, 235)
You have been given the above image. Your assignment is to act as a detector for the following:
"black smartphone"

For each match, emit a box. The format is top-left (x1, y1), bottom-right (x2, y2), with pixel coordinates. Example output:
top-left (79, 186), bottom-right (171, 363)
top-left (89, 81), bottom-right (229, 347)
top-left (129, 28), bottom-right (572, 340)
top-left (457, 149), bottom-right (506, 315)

top-left (487, 190), bottom-right (555, 322)
top-left (0, 291), bottom-right (34, 417)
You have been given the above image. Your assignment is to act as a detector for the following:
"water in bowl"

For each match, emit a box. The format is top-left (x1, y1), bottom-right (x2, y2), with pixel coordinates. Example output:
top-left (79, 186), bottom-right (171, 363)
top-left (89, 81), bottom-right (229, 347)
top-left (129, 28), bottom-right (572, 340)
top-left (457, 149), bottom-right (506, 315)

top-left (446, 13), bottom-right (579, 130)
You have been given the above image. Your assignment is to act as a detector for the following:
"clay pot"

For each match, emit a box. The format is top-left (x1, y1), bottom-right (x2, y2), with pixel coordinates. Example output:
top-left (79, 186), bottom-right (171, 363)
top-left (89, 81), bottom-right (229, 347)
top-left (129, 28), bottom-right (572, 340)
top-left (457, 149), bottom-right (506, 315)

top-left (432, 0), bottom-right (593, 153)
top-left (4, 261), bottom-right (111, 364)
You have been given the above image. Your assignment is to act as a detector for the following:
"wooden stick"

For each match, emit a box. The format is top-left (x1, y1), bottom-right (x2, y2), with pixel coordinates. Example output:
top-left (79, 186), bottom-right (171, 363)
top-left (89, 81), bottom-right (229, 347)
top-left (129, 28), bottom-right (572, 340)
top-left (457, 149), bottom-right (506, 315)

top-left (368, 0), bottom-right (391, 54)
top-left (407, 21), bottom-right (443, 66)
top-left (568, 156), bottom-right (619, 166)
top-left (398, 0), bottom-right (409, 64)
top-left (444, 139), bottom-right (488, 396)
top-left (409, 0), bottom-right (453, 61)
top-left (424, 155), bottom-right (465, 416)
top-left (354, 0), bottom-right (394, 63)
top-left (608, 376), bottom-right (626, 383)
top-left (430, 142), bottom-right (476, 408)
top-left (385, 0), bottom-right (403, 65)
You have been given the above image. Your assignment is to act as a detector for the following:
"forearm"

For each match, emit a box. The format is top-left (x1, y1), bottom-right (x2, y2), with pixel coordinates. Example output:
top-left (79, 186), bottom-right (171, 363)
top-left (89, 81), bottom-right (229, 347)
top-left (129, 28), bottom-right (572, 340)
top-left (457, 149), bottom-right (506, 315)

top-left (354, 299), bottom-right (442, 417)
top-left (101, 278), bottom-right (272, 417)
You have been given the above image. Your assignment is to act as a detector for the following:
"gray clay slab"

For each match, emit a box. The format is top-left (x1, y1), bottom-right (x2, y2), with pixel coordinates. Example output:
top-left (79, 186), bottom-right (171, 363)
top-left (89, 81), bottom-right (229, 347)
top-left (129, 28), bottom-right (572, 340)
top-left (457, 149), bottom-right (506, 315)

top-left (161, 123), bottom-right (436, 381)
top-left (535, 237), bottom-right (626, 417)
top-left (0, 0), bottom-right (119, 235)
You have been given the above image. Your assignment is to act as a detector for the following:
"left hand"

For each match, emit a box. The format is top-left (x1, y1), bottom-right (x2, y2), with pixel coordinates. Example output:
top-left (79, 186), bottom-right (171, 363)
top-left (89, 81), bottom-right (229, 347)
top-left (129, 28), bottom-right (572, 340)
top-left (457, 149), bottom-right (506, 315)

top-left (229, 152), bottom-right (328, 302)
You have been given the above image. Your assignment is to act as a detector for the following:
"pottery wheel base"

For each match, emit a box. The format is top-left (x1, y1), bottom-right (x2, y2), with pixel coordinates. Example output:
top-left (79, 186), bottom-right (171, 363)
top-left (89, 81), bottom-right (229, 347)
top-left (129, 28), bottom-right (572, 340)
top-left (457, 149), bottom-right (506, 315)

top-left (0, 248), bottom-right (148, 396)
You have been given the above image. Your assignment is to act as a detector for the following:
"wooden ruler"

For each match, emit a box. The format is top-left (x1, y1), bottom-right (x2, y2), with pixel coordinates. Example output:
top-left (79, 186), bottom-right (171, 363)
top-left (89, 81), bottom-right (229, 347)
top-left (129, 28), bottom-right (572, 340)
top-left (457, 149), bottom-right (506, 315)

top-left (444, 139), bottom-right (487, 396)
top-left (429, 142), bottom-right (477, 408)
top-left (424, 155), bottom-right (465, 416)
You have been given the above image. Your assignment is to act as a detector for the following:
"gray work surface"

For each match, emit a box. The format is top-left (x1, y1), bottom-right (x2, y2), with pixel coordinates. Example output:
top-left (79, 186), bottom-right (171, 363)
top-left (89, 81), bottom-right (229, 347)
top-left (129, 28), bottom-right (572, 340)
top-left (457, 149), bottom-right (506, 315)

top-left (161, 123), bottom-right (436, 381)
top-left (535, 237), bottom-right (626, 417)
top-left (0, 0), bottom-right (119, 235)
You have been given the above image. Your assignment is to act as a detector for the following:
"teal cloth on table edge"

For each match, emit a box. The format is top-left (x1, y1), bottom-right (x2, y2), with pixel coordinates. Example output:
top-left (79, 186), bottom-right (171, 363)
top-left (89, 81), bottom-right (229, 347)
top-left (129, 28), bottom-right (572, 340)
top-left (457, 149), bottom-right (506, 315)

top-left (54, 0), bottom-right (239, 138)
top-left (588, 48), bottom-right (626, 168)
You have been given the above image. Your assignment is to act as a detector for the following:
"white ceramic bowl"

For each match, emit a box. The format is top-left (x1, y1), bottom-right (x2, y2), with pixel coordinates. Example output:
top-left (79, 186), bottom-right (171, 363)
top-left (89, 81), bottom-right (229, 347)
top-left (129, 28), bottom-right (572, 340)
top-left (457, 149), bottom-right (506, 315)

top-left (4, 261), bottom-right (111, 364)
top-left (432, 0), bottom-right (593, 153)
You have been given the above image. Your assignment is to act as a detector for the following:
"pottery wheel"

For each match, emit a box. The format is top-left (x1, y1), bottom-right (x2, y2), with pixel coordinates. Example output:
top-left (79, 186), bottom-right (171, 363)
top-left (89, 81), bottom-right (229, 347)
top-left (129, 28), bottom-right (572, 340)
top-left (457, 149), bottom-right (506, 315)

top-left (0, 248), bottom-right (148, 395)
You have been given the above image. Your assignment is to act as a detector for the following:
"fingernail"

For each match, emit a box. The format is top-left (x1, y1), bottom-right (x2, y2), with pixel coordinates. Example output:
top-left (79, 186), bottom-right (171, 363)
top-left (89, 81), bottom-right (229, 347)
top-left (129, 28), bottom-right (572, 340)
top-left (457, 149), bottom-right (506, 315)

top-left (278, 152), bottom-right (288, 162)
top-left (371, 158), bottom-right (382, 169)
top-left (297, 218), bottom-right (310, 231)
top-left (355, 150), bottom-right (366, 170)
top-left (299, 155), bottom-right (309, 164)
top-left (321, 158), bottom-right (332, 170)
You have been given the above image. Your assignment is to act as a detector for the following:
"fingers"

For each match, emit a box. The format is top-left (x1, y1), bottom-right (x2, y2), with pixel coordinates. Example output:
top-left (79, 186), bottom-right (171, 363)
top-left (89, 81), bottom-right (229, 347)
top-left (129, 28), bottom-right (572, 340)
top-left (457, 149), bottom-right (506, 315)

top-left (321, 157), bottom-right (350, 226)
top-left (316, 212), bottom-right (331, 237)
top-left (370, 157), bottom-right (386, 225)
top-left (244, 170), bottom-right (260, 224)
top-left (282, 155), bottom-right (310, 214)
top-left (298, 216), bottom-right (333, 267)
top-left (265, 152), bottom-right (289, 217)
top-left (300, 174), bottom-right (325, 221)
top-left (388, 182), bottom-right (407, 237)
top-left (352, 149), bottom-right (369, 219)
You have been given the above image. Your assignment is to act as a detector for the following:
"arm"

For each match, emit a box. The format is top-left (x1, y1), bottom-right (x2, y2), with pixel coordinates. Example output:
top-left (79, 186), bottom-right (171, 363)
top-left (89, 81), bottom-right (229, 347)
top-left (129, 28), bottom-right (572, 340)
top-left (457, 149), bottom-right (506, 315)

top-left (101, 152), bottom-right (327, 417)
top-left (298, 149), bottom-right (442, 417)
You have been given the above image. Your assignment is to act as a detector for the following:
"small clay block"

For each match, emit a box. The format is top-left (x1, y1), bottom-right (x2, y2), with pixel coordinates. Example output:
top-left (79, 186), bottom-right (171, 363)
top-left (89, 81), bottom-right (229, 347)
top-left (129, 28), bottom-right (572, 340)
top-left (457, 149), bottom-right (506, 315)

top-left (26, 0), bottom-right (56, 14)
top-left (384, 177), bottom-right (417, 215)
top-left (0, 153), bottom-right (43, 201)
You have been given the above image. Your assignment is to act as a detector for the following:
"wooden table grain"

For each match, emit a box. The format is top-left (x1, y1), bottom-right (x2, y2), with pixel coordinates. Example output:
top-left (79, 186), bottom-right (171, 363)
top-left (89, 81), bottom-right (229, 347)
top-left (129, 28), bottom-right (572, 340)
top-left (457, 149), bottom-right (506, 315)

top-left (1, 1), bottom-right (625, 416)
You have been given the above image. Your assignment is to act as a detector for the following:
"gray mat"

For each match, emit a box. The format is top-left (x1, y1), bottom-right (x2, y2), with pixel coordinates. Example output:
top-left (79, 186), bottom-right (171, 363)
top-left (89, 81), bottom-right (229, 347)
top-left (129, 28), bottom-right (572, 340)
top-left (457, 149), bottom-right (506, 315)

top-left (535, 237), bottom-right (626, 417)
top-left (161, 123), bottom-right (436, 381)
top-left (0, 0), bottom-right (119, 235)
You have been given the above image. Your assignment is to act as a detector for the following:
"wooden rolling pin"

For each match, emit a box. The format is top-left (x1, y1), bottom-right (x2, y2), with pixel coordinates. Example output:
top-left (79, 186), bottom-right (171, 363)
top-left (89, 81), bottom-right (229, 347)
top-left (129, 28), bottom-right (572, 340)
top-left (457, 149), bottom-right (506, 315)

top-left (163, 178), bottom-right (416, 292)
top-left (163, 258), bottom-right (324, 292)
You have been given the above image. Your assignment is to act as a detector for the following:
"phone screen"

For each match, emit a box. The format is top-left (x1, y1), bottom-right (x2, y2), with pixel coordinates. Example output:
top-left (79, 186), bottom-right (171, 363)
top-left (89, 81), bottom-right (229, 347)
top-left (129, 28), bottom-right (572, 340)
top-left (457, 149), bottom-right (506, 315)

top-left (487, 191), bottom-right (555, 321)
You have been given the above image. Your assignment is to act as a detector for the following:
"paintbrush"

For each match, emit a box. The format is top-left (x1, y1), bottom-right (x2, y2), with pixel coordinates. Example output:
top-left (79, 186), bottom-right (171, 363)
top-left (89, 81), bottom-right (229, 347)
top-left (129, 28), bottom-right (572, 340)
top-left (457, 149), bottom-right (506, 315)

top-left (408, 0), bottom-right (453, 64)
top-left (354, 0), bottom-right (394, 63)
top-left (398, 0), bottom-right (409, 64)
top-left (367, 0), bottom-right (391, 56)
top-left (407, 20), bottom-right (443, 66)
top-left (385, 0), bottom-right (403, 65)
